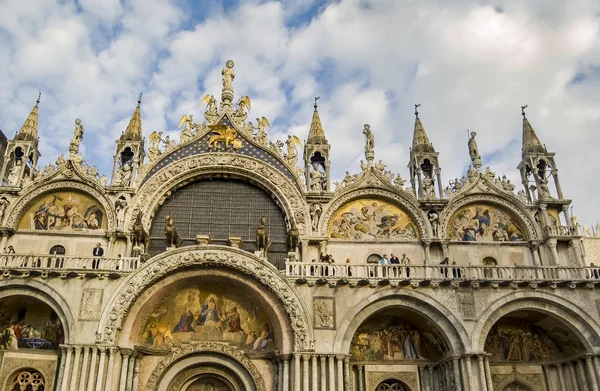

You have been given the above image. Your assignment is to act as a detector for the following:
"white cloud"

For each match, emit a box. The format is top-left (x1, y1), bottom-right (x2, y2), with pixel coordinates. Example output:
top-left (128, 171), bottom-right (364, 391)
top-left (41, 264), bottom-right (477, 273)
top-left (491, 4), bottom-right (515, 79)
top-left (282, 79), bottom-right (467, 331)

top-left (1, 0), bottom-right (600, 222)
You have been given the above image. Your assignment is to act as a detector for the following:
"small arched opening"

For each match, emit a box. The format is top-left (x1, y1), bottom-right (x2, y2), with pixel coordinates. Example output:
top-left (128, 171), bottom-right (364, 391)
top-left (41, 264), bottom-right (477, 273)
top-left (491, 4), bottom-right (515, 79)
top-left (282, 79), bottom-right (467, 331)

top-left (48, 245), bottom-right (65, 255)
top-left (7, 369), bottom-right (46, 391)
top-left (375, 379), bottom-right (411, 391)
top-left (502, 381), bottom-right (533, 391)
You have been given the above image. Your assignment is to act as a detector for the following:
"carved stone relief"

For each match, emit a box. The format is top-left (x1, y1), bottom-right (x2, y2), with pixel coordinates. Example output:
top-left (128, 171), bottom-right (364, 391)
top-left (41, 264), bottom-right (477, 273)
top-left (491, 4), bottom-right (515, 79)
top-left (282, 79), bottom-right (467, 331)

top-left (145, 342), bottom-right (266, 391)
top-left (313, 297), bottom-right (335, 329)
top-left (457, 291), bottom-right (476, 320)
top-left (79, 289), bottom-right (103, 321)
top-left (97, 248), bottom-right (312, 351)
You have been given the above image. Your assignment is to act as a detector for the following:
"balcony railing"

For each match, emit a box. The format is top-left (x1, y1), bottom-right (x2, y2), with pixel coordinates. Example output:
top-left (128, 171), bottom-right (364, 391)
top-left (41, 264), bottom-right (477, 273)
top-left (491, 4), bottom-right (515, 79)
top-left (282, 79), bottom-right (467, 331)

top-left (0, 253), bottom-right (141, 276)
top-left (285, 262), bottom-right (600, 284)
top-left (543, 225), bottom-right (578, 238)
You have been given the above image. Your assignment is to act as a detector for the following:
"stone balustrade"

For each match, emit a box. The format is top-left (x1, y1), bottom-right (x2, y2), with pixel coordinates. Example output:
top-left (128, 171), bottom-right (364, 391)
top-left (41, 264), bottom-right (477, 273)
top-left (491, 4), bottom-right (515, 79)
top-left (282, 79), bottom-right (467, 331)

top-left (285, 262), bottom-right (600, 284)
top-left (543, 225), bottom-right (578, 238)
top-left (0, 253), bottom-right (140, 277)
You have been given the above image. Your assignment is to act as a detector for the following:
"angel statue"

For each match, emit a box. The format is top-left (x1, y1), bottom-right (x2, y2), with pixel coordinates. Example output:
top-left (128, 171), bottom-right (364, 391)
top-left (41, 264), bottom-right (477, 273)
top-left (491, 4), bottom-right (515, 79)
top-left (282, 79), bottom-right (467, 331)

top-left (178, 114), bottom-right (196, 143)
top-left (234, 95), bottom-right (251, 123)
top-left (202, 94), bottom-right (218, 123)
top-left (284, 135), bottom-right (302, 167)
top-left (147, 131), bottom-right (163, 161)
top-left (254, 117), bottom-right (270, 145)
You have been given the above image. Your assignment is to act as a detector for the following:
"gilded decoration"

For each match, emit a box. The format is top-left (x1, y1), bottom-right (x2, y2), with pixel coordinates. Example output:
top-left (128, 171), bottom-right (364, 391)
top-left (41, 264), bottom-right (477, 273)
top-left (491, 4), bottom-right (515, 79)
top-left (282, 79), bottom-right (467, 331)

top-left (18, 191), bottom-right (106, 231)
top-left (350, 309), bottom-right (447, 362)
top-left (328, 199), bottom-right (418, 240)
top-left (484, 312), bottom-right (584, 362)
top-left (139, 282), bottom-right (275, 353)
top-left (98, 247), bottom-right (312, 351)
top-left (447, 203), bottom-right (525, 242)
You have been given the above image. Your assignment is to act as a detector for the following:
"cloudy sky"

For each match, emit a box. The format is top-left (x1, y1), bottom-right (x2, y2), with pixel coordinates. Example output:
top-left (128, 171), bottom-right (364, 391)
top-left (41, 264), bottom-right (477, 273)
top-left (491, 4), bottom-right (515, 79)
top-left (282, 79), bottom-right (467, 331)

top-left (1, 0), bottom-right (599, 222)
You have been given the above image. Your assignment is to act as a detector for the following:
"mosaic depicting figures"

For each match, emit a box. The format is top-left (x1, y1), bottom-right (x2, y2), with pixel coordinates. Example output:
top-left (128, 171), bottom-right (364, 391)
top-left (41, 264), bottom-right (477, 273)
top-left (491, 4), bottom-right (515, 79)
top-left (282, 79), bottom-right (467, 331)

top-left (140, 283), bottom-right (275, 353)
top-left (447, 203), bottom-right (525, 242)
top-left (0, 296), bottom-right (64, 351)
top-left (350, 311), bottom-right (447, 361)
top-left (484, 313), bottom-right (584, 362)
top-left (19, 191), bottom-right (106, 231)
top-left (328, 199), bottom-right (418, 240)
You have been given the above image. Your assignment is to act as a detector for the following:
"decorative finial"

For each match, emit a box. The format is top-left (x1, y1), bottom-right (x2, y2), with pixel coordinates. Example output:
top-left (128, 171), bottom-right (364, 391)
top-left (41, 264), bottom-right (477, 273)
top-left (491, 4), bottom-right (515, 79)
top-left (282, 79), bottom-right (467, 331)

top-left (414, 103), bottom-right (421, 118)
top-left (314, 96), bottom-right (320, 111)
top-left (36, 91), bottom-right (41, 106)
top-left (137, 92), bottom-right (143, 107)
top-left (521, 104), bottom-right (528, 118)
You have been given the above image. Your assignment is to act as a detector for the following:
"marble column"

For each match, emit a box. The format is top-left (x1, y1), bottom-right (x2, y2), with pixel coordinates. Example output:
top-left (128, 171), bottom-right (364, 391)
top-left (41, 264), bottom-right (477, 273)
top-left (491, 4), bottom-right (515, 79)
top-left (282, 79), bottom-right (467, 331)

top-left (328, 355), bottom-right (335, 391)
top-left (277, 359), bottom-right (283, 391)
top-left (55, 346), bottom-right (68, 391)
top-left (452, 357), bottom-right (461, 391)
top-left (547, 239), bottom-right (559, 266)
top-left (343, 357), bottom-right (350, 391)
top-left (126, 354), bottom-right (136, 391)
top-left (594, 356), bottom-right (600, 388)
top-left (302, 355), bottom-right (310, 391)
top-left (357, 365), bottom-right (365, 391)
top-left (60, 346), bottom-right (74, 391)
top-left (427, 365), bottom-right (434, 391)
top-left (569, 361), bottom-right (580, 391)
top-left (105, 347), bottom-right (117, 391)
top-left (294, 354), bottom-right (301, 391)
top-left (418, 366), bottom-right (426, 391)
top-left (585, 356), bottom-right (599, 391)
top-left (78, 346), bottom-right (91, 391)
top-left (119, 349), bottom-right (133, 391)
top-left (465, 355), bottom-right (475, 391)
top-left (86, 346), bottom-right (99, 391)
top-left (423, 240), bottom-right (431, 267)
top-left (577, 359), bottom-right (588, 390)
top-left (320, 356), bottom-right (327, 391)
top-left (283, 356), bottom-right (290, 391)
top-left (484, 356), bottom-right (494, 391)
top-left (95, 347), bottom-right (108, 391)
top-left (336, 356), bottom-right (344, 391)
top-left (311, 355), bottom-right (318, 391)
top-left (459, 358), bottom-right (468, 391)
top-left (132, 357), bottom-right (141, 391)
top-left (69, 345), bottom-right (82, 391)
top-left (475, 357), bottom-right (484, 391)
top-left (556, 364), bottom-right (567, 391)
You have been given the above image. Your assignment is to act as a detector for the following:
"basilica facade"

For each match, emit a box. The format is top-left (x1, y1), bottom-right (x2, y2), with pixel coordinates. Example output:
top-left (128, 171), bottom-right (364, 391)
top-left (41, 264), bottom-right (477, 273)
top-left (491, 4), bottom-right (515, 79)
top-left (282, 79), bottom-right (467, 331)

top-left (0, 61), bottom-right (599, 391)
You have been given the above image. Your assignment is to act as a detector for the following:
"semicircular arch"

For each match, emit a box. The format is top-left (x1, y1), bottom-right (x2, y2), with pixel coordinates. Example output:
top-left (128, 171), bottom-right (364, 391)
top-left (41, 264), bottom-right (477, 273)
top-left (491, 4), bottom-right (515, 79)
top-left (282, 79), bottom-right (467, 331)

top-left (472, 290), bottom-right (600, 354)
top-left (4, 180), bottom-right (115, 231)
top-left (0, 279), bottom-right (77, 344)
top-left (97, 246), bottom-right (313, 352)
top-left (146, 343), bottom-right (265, 391)
top-left (128, 153), bottom-right (308, 235)
top-left (320, 188), bottom-right (429, 239)
top-left (333, 289), bottom-right (469, 356)
top-left (439, 193), bottom-right (539, 241)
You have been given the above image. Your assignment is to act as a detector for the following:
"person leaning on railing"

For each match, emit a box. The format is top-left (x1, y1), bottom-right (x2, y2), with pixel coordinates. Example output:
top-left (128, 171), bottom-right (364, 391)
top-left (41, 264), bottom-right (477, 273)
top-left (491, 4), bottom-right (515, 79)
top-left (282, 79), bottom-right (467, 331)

top-left (589, 263), bottom-right (599, 279)
top-left (92, 243), bottom-right (104, 269)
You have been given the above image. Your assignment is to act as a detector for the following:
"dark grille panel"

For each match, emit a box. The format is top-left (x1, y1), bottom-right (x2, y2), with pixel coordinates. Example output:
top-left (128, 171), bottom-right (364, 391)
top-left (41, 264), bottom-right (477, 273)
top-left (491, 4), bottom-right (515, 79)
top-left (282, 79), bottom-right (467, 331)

top-left (149, 179), bottom-right (288, 269)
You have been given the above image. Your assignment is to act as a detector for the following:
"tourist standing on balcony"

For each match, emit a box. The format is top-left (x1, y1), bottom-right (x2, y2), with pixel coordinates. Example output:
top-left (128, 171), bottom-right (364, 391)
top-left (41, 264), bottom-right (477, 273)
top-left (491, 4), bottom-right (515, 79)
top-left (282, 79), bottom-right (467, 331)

top-left (92, 243), bottom-right (104, 269)
top-left (440, 257), bottom-right (449, 278)
top-left (380, 254), bottom-right (389, 278)
top-left (390, 254), bottom-right (400, 278)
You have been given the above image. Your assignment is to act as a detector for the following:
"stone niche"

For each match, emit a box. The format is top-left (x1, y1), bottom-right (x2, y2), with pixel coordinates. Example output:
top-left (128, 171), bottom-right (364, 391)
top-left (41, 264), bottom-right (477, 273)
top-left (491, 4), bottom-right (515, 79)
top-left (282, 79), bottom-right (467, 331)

top-left (0, 351), bottom-right (58, 391)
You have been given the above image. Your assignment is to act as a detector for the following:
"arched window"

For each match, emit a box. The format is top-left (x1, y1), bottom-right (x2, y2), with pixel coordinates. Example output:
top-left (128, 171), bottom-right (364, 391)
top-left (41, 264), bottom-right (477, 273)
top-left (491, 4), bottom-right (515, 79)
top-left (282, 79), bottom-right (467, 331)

top-left (9, 370), bottom-right (45, 391)
top-left (376, 379), bottom-right (408, 391)
top-left (482, 256), bottom-right (497, 266)
top-left (366, 254), bottom-right (381, 264)
top-left (49, 245), bottom-right (66, 255)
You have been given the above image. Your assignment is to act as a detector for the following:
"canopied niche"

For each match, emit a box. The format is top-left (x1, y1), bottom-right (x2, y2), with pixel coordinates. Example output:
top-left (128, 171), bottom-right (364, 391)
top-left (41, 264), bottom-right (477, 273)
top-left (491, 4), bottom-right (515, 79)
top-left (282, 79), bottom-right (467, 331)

top-left (350, 308), bottom-right (447, 362)
top-left (328, 199), bottom-right (418, 241)
top-left (18, 190), bottom-right (106, 231)
top-left (447, 203), bottom-right (525, 242)
top-left (137, 278), bottom-right (275, 354)
top-left (0, 296), bottom-right (64, 351)
top-left (484, 310), bottom-right (585, 362)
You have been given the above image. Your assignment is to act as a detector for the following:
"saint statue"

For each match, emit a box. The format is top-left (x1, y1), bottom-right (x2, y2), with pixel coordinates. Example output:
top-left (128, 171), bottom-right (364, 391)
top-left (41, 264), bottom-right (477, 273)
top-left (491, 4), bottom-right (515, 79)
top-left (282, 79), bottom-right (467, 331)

top-left (422, 175), bottom-right (436, 199)
top-left (118, 161), bottom-right (133, 187)
top-left (310, 165), bottom-right (323, 191)
top-left (222, 60), bottom-right (235, 89)
top-left (71, 119), bottom-right (84, 147)
top-left (0, 198), bottom-right (8, 222)
top-left (363, 124), bottom-right (374, 155)
top-left (468, 131), bottom-right (481, 163)
top-left (7, 160), bottom-right (22, 187)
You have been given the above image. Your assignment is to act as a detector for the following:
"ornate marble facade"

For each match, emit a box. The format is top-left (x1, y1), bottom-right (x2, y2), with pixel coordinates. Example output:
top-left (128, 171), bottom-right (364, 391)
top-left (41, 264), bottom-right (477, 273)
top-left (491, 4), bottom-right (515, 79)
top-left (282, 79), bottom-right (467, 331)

top-left (0, 62), bottom-right (599, 391)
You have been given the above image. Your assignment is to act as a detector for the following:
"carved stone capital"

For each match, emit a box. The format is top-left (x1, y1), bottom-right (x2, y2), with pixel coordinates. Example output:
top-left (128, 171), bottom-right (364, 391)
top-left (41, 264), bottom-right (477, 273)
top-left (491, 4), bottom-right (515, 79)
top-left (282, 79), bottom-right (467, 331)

top-left (546, 239), bottom-right (557, 249)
